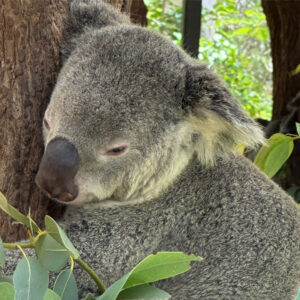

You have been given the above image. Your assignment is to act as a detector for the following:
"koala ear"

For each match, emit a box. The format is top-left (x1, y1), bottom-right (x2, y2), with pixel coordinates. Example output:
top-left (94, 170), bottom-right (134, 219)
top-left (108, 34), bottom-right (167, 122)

top-left (182, 63), bottom-right (265, 165)
top-left (63, 0), bottom-right (130, 59)
top-left (69, 0), bottom-right (130, 31)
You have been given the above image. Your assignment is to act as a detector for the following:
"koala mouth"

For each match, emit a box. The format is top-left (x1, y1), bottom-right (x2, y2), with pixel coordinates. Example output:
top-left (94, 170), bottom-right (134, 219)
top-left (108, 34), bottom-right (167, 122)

top-left (58, 193), bottom-right (99, 206)
top-left (52, 191), bottom-right (78, 203)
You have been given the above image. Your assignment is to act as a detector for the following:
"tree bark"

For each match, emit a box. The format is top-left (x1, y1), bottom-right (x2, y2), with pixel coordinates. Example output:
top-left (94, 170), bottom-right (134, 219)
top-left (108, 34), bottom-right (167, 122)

top-left (262, 0), bottom-right (300, 119)
top-left (0, 0), bottom-right (147, 242)
top-left (262, 1), bottom-right (300, 192)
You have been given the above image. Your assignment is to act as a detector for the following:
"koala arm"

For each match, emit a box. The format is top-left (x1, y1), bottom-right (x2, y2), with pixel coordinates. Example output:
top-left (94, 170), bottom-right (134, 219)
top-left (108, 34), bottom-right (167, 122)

top-left (60, 202), bottom-right (175, 298)
top-left (159, 155), bottom-right (300, 299)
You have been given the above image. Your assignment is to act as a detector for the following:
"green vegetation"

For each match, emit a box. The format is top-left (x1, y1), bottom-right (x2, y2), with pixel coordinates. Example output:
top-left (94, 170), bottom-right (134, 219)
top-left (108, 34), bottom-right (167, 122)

top-left (145, 0), bottom-right (272, 119)
top-left (254, 123), bottom-right (300, 178)
top-left (0, 192), bottom-right (201, 300)
top-left (254, 123), bottom-right (300, 203)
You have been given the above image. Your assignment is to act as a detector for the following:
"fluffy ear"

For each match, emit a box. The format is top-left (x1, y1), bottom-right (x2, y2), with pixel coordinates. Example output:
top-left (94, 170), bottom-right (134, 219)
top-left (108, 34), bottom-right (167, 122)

top-left (63, 0), bottom-right (130, 59)
top-left (182, 63), bottom-right (265, 165)
top-left (70, 0), bottom-right (130, 32)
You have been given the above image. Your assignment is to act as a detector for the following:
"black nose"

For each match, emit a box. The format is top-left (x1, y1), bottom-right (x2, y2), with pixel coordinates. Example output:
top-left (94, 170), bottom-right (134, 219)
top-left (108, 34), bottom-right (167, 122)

top-left (35, 138), bottom-right (80, 202)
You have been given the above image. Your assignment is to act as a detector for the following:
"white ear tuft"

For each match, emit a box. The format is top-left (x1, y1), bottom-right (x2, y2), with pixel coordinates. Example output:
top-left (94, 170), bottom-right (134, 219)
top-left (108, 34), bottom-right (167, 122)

top-left (182, 63), bottom-right (265, 165)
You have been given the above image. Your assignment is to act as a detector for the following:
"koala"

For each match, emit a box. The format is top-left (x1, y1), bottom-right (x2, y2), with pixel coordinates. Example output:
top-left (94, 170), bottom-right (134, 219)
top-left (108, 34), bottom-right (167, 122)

top-left (4, 1), bottom-right (300, 299)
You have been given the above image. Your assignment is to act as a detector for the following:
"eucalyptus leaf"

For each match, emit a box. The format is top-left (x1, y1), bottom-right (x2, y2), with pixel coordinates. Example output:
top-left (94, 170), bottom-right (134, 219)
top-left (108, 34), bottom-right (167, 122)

top-left (98, 252), bottom-right (202, 300)
top-left (53, 269), bottom-right (78, 300)
top-left (117, 284), bottom-right (170, 299)
top-left (84, 293), bottom-right (96, 300)
top-left (0, 276), bottom-right (13, 284)
top-left (296, 286), bottom-right (300, 300)
top-left (0, 282), bottom-right (15, 300)
top-left (123, 252), bottom-right (202, 290)
top-left (13, 257), bottom-right (49, 300)
top-left (43, 289), bottom-right (61, 300)
top-left (35, 234), bottom-right (70, 272)
top-left (97, 273), bottom-right (129, 300)
top-left (0, 237), bottom-right (4, 268)
top-left (292, 65), bottom-right (300, 76)
top-left (254, 133), bottom-right (285, 168)
top-left (253, 140), bottom-right (271, 170)
top-left (254, 133), bottom-right (294, 177)
top-left (0, 192), bottom-right (40, 233)
top-left (296, 122), bottom-right (300, 136)
top-left (45, 216), bottom-right (79, 259)
top-left (263, 137), bottom-right (294, 178)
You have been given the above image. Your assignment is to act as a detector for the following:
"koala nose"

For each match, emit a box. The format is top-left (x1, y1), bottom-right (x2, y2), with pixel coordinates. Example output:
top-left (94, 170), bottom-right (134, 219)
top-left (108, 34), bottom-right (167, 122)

top-left (35, 138), bottom-right (80, 202)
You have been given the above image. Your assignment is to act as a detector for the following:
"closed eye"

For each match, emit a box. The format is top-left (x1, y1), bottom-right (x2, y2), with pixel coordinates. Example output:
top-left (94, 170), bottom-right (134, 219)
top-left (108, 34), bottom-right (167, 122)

top-left (106, 145), bottom-right (128, 156)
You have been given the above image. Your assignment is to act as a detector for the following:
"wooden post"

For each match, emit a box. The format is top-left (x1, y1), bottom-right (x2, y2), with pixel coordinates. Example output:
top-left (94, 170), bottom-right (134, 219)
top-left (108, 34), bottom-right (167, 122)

top-left (182, 0), bottom-right (202, 58)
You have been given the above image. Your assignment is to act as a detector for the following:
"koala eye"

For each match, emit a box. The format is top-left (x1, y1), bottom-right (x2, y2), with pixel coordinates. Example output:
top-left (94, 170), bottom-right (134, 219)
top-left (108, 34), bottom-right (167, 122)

top-left (106, 145), bottom-right (128, 156)
top-left (43, 118), bottom-right (50, 130)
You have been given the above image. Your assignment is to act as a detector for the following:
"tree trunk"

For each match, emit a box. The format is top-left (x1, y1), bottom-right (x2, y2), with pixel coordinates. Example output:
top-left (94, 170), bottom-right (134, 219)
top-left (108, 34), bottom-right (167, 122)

top-left (262, 0), bottom-right (300, 119)
top-left (262, 1), bottom-right (300, 192)
top-left (0, 0), bottom-right (147, 242)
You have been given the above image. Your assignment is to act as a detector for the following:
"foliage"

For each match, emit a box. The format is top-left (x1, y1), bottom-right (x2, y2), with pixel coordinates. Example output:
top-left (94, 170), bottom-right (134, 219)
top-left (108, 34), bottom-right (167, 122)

top-left (144, 0), bottom-right (182, 44)
top-left (254, 123), bottom-right (300, 178)
top-left (0, 192), bottom-right (202, 300)
top-left (200, 0), bottom-right (272, 119)
top-left (145, 0), bottom-right (272, 119)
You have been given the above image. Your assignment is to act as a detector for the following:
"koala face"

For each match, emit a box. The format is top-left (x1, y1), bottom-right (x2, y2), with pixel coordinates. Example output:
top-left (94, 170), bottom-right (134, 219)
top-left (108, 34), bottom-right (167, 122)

top-left (36, 26), bottom-right (193, 206)
top-left (36, 22), bottom-right (263, 207)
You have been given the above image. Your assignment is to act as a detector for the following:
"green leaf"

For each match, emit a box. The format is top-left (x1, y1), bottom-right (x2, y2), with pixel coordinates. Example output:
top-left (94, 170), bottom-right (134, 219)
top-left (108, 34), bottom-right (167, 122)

top-left (0, 282), bottom-right (15, 300)
top-left (35, 234), bottom-right (70, 272)
top-left (123, 252), bottom-right (202, 289)
top-left (254, 133), bottom-right (294, 177)
top-left (264, 138), bottom-right (294, 178)
top-left (296, 286), bottom-right (300, 300)
top-left (53, 269), bottom-right (78, 300)
top-left (98, 252), bottom-right (202, 300)
top-left (0, 192), bottom-right (40, 233)
top-left (292, 64), bottom-right (300, 75)
top-left (296, 123), bottom-right (300, 136)
top-left (0, 237), bottom-right (4, 268)
top-left (84, 293), bottom-right (96, 300)
top-left (232, 27), bottom-right (251, 35)
top-left (117, 284), bottom-right (170, 299)
top-left (45, 216), bottom-right (79, 259)
top-left (0, 276), bottom-right (13, 285)
top-left (43, 289), bottom-right (61, 300)
top-left (97, 274), bottom-right (129, 300)
top-left (13, 257), bottom-right (49, 300)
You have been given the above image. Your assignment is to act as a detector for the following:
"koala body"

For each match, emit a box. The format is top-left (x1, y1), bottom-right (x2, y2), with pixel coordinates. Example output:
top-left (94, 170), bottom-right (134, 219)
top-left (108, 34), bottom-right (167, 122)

top-left (5, 1), bottom-right (300, 299)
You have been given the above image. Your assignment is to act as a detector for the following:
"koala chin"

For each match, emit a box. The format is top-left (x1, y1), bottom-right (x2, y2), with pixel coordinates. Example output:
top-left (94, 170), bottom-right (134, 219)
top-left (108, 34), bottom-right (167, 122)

top-left (7, 1), bottom-right (300, 299)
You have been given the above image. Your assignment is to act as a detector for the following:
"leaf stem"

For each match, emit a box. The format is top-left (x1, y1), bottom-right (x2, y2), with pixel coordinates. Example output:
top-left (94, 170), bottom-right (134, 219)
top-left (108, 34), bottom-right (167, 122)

top-left (75, 257), bottom-right (106, 293)
top-left (3, 242), bottom-right (34, 249)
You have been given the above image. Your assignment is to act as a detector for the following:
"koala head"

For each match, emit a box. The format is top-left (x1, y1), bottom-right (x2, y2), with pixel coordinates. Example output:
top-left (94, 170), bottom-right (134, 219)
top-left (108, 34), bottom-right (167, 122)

top-left (35, 2), bottom-right (264, 207)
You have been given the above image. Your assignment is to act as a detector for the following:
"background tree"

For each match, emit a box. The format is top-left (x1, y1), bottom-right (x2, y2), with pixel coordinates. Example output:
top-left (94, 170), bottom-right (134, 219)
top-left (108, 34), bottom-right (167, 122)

top-left (262, 0), bottom-right (300, 119)
top-left (0, 0), bottom-right (147, 242)
top-left (146, 0), bottom-right (272, 120)
top-left (262, 0), bottom-right (300, 191)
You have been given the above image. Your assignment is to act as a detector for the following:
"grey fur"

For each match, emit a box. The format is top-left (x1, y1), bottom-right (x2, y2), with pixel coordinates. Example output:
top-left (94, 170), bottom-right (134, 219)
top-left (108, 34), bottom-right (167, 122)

top-left (4, 1), bottom-right (300, 299)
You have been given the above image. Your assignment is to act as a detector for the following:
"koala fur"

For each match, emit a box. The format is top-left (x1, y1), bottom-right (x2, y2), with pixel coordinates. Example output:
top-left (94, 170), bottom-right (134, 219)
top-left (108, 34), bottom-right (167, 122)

top-left (4, 1), bottom-right (300, 299)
